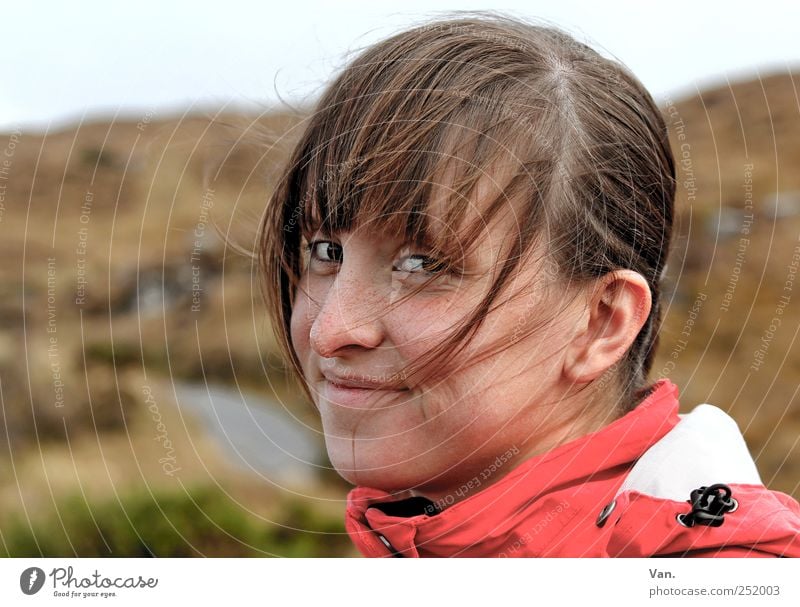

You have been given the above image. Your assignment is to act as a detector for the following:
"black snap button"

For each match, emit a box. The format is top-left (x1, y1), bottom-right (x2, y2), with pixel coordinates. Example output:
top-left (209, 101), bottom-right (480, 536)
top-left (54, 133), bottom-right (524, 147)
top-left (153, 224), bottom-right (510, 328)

top-left (596, 499), bottom-right (617, 527)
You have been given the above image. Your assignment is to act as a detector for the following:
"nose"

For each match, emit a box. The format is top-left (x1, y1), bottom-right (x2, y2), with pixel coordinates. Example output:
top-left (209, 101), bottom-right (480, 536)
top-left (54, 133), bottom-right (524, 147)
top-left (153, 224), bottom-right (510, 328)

top-left (308, 267), bottom-right (386, 358)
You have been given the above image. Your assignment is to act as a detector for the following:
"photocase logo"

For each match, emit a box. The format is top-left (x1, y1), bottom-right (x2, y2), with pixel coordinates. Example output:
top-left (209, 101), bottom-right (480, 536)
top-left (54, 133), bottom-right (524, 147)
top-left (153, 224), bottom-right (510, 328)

top-left (20, 567), bottom-right (46, 595)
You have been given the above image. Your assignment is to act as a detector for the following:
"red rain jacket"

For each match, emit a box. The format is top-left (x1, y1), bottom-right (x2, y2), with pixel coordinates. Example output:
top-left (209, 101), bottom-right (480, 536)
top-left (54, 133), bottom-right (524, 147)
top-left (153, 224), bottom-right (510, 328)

top-left (345, 378), bottom-right (800, 557)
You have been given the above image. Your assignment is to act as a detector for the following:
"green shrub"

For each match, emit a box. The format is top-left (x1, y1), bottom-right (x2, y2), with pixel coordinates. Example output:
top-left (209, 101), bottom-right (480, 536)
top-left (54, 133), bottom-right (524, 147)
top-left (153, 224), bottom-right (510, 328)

top-left (0, 486), bottom-right (351, 557)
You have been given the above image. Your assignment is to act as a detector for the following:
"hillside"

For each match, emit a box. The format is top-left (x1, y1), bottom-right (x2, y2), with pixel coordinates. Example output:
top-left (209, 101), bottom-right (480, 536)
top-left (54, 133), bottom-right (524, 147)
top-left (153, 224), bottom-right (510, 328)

top-left (0, 69), bottom-right (798, 550)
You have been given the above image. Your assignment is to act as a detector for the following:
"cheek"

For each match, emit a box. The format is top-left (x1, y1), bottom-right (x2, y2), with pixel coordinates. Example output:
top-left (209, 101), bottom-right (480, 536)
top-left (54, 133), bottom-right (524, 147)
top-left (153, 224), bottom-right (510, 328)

top-left (389, 298), bottom-right (466, 367)
top-left (471, 295), bottom-right (571, 388)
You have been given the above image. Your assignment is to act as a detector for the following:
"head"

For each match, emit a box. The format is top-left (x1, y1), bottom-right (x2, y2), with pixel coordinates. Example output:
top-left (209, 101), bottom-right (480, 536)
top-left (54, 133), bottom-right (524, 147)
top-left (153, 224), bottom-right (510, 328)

top-left (259, 13), bottom-right (675, 499)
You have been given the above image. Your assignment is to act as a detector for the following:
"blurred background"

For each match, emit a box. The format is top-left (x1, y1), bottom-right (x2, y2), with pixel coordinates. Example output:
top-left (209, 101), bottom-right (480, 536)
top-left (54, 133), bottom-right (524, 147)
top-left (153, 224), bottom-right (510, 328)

top-left (1, 0), bottom-right (799, 557)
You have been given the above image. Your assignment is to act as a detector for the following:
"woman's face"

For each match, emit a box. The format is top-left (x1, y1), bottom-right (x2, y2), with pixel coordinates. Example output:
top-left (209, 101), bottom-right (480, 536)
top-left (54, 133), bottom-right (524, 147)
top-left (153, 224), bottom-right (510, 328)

top-left (290, 202), bottom-right (586, 500)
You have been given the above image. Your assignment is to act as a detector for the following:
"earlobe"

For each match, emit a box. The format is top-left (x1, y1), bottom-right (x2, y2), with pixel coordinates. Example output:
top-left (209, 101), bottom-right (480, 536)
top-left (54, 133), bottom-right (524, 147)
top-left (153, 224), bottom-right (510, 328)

top-left (562, 271), bottom-right (651, 384)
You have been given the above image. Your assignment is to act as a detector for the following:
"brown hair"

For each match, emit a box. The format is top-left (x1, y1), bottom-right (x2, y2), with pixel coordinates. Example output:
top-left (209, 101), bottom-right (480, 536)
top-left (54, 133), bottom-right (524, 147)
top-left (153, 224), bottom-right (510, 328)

top-left (258, 11), bottom-right (675, 414)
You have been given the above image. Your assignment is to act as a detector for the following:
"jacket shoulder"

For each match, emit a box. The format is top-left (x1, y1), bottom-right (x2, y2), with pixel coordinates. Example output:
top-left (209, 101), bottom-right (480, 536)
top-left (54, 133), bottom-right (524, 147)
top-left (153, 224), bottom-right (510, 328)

top-left (605, 404), bottom-right (800, 557)
top-left (615, 403), bottom-right (762, 502)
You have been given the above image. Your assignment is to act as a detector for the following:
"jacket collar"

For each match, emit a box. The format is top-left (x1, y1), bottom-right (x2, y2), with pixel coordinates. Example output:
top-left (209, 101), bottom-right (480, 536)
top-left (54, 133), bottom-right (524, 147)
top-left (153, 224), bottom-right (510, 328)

top-left (345, 378), bottom-right (681, 557)
top-left (614, 402), bottom-right (764, 501)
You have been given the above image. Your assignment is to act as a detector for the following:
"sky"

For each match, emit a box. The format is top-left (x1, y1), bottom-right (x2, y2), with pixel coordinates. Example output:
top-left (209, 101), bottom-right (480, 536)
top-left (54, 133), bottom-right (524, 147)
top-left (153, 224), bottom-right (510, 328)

top-left (3, 0), bottom-right (799, 131)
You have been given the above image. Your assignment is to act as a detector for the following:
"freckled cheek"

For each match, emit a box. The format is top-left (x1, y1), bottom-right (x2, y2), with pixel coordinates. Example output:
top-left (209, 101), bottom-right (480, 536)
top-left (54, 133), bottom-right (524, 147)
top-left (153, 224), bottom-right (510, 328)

top-left (389, 303), bottom-right (460, 364)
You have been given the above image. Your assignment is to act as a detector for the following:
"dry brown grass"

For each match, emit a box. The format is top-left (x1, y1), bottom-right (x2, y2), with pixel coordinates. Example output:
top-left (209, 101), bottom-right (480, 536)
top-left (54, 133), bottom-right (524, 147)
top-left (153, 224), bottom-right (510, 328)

top-left (1, 70), bottom-right (798, 516)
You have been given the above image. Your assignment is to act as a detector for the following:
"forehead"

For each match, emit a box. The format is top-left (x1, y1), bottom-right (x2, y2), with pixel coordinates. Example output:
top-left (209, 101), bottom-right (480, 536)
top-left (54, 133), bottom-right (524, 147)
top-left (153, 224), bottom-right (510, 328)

top-left (423, 158), bottom-right (528, 266)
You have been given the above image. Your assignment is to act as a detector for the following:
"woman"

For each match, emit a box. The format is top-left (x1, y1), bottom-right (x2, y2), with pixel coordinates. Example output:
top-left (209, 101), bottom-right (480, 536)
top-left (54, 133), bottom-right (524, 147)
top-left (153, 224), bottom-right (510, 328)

top-left (258, 13), bottom-right (800, 557)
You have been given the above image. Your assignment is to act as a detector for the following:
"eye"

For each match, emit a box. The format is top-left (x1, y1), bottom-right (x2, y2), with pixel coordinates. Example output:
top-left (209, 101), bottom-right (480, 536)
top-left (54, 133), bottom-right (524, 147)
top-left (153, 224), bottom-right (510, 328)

top-left (305, 240), bottom-right (342, 264)
top-left (394, 253), bottom-right (448, 275)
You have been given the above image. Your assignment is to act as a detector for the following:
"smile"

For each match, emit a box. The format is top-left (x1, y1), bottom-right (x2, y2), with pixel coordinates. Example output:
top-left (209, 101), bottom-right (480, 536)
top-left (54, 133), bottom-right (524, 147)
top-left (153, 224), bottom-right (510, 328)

top-left (322, 380), bottom-right (408, 408)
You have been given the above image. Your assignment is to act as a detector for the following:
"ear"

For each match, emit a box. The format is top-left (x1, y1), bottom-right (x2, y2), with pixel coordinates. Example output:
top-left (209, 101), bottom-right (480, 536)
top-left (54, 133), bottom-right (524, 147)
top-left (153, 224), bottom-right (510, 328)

top-left (562, 270), bottom-right (652, 384)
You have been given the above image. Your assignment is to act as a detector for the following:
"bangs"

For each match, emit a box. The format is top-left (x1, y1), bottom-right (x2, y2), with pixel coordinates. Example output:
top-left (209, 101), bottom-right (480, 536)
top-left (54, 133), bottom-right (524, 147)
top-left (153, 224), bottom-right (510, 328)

top-left (292, 92), bottom-right (548, 271)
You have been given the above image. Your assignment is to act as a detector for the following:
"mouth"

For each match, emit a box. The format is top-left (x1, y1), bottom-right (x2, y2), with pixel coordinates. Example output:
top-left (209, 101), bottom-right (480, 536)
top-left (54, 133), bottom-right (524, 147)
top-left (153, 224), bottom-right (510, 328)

top-left (321, 379), bottom-right (409, 409)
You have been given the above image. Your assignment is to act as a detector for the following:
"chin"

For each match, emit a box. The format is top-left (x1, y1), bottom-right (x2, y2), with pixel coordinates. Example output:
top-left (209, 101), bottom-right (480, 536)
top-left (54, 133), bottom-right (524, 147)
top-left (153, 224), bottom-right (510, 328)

top-left (324, 435), bottom-right (443, 492)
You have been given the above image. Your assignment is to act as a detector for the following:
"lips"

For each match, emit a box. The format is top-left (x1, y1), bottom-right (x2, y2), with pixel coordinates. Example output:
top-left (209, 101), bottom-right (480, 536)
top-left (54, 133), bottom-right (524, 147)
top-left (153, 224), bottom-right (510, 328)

top-left (320, 370), bottom-right (409, 408)
top-left (321, 370), bottom-right (408, 391)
